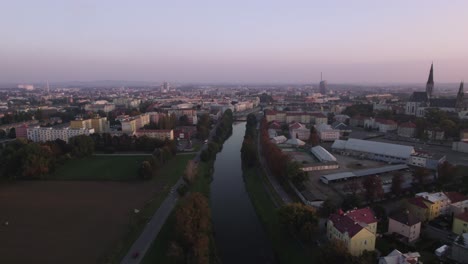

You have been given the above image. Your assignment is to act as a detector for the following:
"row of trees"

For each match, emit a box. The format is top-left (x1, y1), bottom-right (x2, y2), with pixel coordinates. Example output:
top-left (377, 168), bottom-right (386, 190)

top-left (0, 135), bottom-right (94, 180)
top-left (196, 114), bottom-right (211, 140)
top-left (200, 110), bottom-right (234, 162)
top-left (241, 113), bottom-right (258, 167)
top-left (90, 133), bottom-right (176, 153)
top-left (142, 113), bottom-right (178, 130)
top-left (137, 142), bottom-right (177, 180)
top-left (260, 118), bottom-right (307, 185)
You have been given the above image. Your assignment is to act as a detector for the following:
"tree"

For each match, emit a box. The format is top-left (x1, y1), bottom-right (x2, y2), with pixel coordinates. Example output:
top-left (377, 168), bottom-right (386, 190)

top-left (437, 161), bottom-right (454, 185)
top-left (68, 135), bottom-right (95, 157)
top-left (138, 160), bottom-right (153, 180)
top-left (8, 127), bottom-right (16, 138)
top-left (341, 194), bottom-right (363, 211)
top-left (413, 167), bottom-right (430, 187)
top-left (319, 199), bottom-right (339, 217)
top-left (308, 126), bottom-right (320, 146)
top-left (183, 160), bottom-right (198, 185)
top-left (286, 161), bottom-right (307, 184)
top-left (241, 135), bottom-right (258, 167)
top-left (317, 240), bottom-right (355, 264)
top-left (175, 193), bottom-right (211, 264)
top-left (179, 115), bottom-right (190, 126)
top-left (278, 203), bottom-right (318, 242)
top-left (362, 175), bottom-right (384, 202)
top-left (391, 172), bottom-right (404, 196)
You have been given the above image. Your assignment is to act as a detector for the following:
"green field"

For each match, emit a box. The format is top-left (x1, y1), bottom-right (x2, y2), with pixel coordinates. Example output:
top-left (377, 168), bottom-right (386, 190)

top-left (103, 154), bottom-right (196, 263)
top-left (52, 155), bottom-right (150, 181)
top-left (243, 168), bottom-right (313, 264)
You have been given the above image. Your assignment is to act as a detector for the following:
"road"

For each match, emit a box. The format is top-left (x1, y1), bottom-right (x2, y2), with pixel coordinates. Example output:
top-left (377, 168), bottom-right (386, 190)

top-left (120, 123), bottom-right (218, 264)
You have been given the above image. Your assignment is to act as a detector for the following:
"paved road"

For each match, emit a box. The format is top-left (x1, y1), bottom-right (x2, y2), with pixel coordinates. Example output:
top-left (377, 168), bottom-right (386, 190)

top-left (256, 125), bottom-right (293, 204)
top-left (120, 123), bottom-right (218, 264)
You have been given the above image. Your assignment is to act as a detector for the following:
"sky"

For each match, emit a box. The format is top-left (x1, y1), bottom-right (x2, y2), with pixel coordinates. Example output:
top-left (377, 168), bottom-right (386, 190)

top-left (1, 0), bottom-right (468, 84)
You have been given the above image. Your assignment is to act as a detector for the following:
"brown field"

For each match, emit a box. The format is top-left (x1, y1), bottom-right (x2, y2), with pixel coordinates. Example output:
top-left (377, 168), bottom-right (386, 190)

top-left (0, 181), bottom-right (160, 264)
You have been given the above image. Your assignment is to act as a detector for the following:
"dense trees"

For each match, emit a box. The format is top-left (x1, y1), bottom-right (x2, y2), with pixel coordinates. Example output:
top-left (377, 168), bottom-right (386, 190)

top-left (437, 161), bottom-right (455, 185)
top-left (362, 175), bottom-right (384, 202)
top-left (183, 160), bottom-right (198, 185)
top-left (196, 114), bottom-right (211, 140)
top-left (0, 112), bottom-right (34, 125)
top-left (278, 203), bottom-right (319, 242)
top-left (0, 138), bottom-right (72, 180)
top-left (172, 193), bottom-right (212, 264)
top-left (308, 126), bottom-right (320, 146)
top-left (391, 172), bottom-right (404, 196)
top-left (69, 135), bottom-right (95, 158)
top-left (317, 241), bottom-right (377, 264)
top-left (241, 113), bottom-right (258, 168)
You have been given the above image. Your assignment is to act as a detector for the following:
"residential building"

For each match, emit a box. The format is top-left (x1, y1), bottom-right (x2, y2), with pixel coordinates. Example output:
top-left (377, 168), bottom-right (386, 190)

top-left (425, 128), bottom-right (445, 141)
top-left (408, 152), bottom-right (446, 170)
top-left (84, 102), bottom-right (115, 113)
top-left (135, 129), bottom-right (174, 140)
top-left (27, 126), bottom-right (94, 143)
top-left (378, 249), bottom-right (421, 264)
top-left (315, 123), bottom-right (340, 142)
top-left (408, 192), bottom-right (451, 221)
top-left (289, 122), bottom-right (310, 141)
top-left (388, 211), bottom-right (421, 242)
top-left (397, 122), bottom-right (416, 138)
top-left (71, 116), bottom-right (110, 133)
top-left (447, 192), bottom-right (468, 216)
top-left (452, 212), bottom-right (468, 235)
top-left (327, 208), bottom-right (377, 256)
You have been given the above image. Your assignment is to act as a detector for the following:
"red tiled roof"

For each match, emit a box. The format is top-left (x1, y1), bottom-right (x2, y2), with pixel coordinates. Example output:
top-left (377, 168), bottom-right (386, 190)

top-left (399, 122), bottom-right (416, 128)
top-left (311, 113), bottom-right (327, 118)
top-left (288, 122), bottom-right (303, 129)
top-left (445, 192), bottom-right (468, 203)
top-left (328, 208), bottom-right (377, 238)
top-left (329, 213), bottom-right (365, 237)
top-left (455, 211), bottom-right (468, 222)
top-left (264, 109), bottom-right (277, 115)
top-left (408, 197), bottom-right (431, 209)
top-left (345, 208), bottom-right (377, 224)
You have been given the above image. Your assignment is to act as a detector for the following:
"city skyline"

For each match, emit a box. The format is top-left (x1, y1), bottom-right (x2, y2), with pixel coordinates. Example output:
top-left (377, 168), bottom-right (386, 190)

top-left (2, 0), bottom-right (468, 83)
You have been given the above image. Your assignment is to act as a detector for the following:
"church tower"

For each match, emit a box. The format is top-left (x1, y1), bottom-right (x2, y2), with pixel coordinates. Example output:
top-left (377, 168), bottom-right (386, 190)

top-left (426, 63), bottom-right (434, 99)
top-left (456, 81), bottom-right (464, 109)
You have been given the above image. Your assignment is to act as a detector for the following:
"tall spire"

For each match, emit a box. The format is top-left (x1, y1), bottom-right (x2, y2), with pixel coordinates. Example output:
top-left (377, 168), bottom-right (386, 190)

top-left (426, 63), bottom-right (434, 99)
top-left (457, 81), bottom-right (464, 109)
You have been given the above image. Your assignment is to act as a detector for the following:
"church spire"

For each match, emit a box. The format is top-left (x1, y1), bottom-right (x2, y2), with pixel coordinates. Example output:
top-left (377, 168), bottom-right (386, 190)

top-left (456, 81), bottom-right (464, 109)
top-left (426, 63), bottom-right (434, 99)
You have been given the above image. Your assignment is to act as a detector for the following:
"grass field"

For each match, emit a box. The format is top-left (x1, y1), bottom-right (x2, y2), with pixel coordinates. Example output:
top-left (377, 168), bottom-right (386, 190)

top-left (0, 154), bottom-right (195, 264)
top-left (52, 155), bottom-right (150, 181)
top-left (103, 154), bottom-right (196, 263)
top-left (243, 168), bottom-right (314, 264)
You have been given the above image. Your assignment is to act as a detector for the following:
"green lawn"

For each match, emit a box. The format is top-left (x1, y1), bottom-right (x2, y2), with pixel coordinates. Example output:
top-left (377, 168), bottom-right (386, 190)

top-left (52, 155), bottom-right (150, 181)
top-left (243, 168), bottom-right (313, 264)
top-left (102, 154), bottom-right (196, 263)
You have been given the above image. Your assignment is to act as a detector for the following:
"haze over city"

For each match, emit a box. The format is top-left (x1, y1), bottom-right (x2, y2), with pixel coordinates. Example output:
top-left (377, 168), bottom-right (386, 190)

top-left (2, 0), bottom-right (468, 83)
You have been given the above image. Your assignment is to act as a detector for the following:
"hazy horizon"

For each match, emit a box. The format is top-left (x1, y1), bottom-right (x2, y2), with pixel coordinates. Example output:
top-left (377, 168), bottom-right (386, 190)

top-left (2, 0), bottom-right (468, 83)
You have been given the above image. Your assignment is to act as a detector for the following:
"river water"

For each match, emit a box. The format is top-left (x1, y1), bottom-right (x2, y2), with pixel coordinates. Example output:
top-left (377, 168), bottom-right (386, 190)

top-left (210, 122), bottom-right (275, 264)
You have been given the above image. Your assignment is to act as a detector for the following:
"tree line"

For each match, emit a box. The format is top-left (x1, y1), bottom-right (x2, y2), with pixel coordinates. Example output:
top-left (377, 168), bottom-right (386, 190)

top-left (259, 118), bottom-right (307, 185)
top-left (200, 110), bottom-right (233, 162)
top-left (90, 133), bottom-right (176, 153)
top-left (0, 135), bottom-right (94, 180)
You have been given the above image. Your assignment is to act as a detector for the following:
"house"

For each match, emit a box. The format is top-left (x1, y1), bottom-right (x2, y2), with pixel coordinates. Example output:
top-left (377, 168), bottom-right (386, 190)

top-left (271, 135), bottom-right (287, 144)
top-left (388, 210), bottom-right (421, 242)
top-left (452, 211), bottom-right (468, 235)
top-left (311, 112), bottom-right (328, 125)
top-left (378, 249), bottom-right (421, 264)
top-left (377, 119), bottom-right (398, 133)
top-left (327, 208), bottom-right (377, 256)
top-left (315, 123), bottom-right (340, 142)
top-left (397, 122), bottom-right (416, 138)
top-left (407, 192), bottom-right (451, 221)
top-left (451, 233), bottom-right (468, 263)
top-left (289, 122), bottom-right (310, 141)
top-left (446, 192), bottom-right (468, 216)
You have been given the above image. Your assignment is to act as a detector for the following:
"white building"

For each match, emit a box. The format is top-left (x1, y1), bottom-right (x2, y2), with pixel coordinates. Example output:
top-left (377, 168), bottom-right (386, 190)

top-left (27, 126), bottom-right (94, 143)
top-left (315, 123), bottom-right (340, 142)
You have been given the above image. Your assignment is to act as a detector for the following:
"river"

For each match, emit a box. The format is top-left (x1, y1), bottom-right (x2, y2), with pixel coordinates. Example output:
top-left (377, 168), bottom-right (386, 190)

top-left (210, 122), bottom-right (275, 264)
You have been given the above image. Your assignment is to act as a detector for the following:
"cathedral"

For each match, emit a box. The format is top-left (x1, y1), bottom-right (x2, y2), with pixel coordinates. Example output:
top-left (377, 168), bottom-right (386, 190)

top-left (405, 63), bottom-right (465, 117)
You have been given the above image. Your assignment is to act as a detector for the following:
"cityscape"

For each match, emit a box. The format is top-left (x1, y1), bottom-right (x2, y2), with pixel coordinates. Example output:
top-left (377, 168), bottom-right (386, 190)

top-left (1, 1), bottom-right (468, 264)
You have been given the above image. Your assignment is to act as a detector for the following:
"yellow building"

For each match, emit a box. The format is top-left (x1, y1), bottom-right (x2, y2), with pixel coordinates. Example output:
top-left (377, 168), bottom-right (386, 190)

top-left (408, 192), bottom-right (451, 222)
top-left (70, 118), bottom-right (91, 129)
top-left (91, 116), bottom-right (110, 133)
top-left (327, 208), bottom-right (377, 256)
top-left (453, 212), bottom-right (468, 235)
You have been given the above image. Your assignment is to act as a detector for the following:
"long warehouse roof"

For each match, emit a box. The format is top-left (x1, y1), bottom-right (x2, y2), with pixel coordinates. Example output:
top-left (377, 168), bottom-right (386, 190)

top-left (331, 138), bottom-right (414, 159)
top-left (321, 164), bottom-right (409, 182)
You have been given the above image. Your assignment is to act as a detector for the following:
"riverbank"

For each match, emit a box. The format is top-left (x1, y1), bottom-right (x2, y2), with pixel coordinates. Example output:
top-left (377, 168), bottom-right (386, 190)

top-left (141, 110), bottom-right (234, 264)
top-left (241, 115), bottom-right (316, 264)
